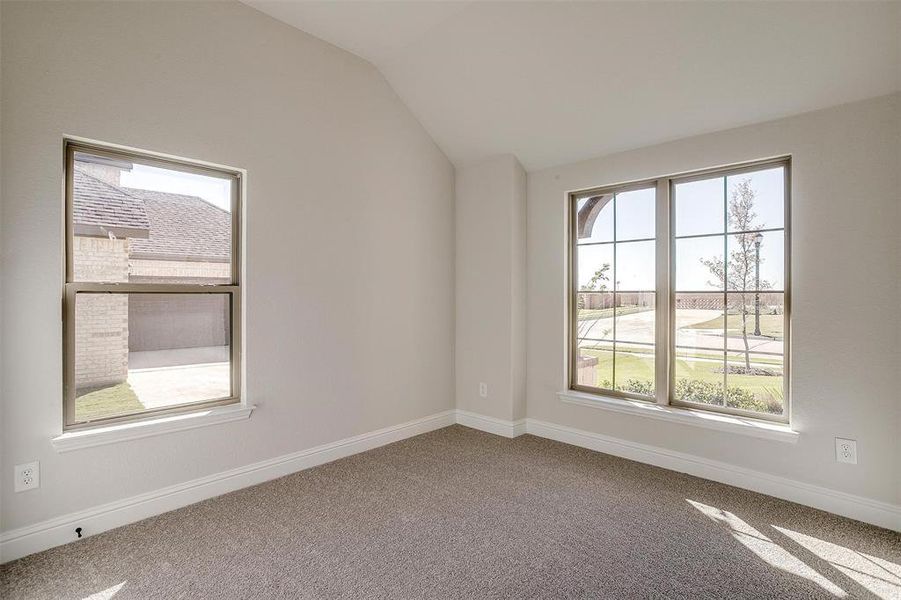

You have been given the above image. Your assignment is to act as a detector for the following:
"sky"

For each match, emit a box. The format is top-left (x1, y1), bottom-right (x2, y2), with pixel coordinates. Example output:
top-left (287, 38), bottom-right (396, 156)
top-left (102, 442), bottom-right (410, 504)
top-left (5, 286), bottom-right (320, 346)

top-left (577, 166), bottom-right (785, 294)
top-left (120, 163), bottom-right (232, 212)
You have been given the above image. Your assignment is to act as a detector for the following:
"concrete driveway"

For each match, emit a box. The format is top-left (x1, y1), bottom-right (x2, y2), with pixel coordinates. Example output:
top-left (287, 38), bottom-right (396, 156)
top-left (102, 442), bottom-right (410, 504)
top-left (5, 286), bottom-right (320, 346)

top-left (128, 346), bottom-right (230, 409)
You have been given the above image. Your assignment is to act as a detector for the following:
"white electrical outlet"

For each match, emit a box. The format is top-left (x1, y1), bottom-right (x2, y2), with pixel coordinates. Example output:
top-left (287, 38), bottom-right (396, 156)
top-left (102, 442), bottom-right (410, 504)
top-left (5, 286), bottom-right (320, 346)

top-left (835, 438), bottom-right (857, 465)
top-left (14, 461), bottom-right (40, 492)
top-left (479, 382), bottom-right (488, 398)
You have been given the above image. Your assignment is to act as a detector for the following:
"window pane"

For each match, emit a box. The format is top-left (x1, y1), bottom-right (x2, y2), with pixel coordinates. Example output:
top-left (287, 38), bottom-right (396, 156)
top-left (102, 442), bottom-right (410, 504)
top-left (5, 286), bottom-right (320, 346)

top-left (727, 166), bottom-right (784, 232)
top-left (614, 341), bottom-right (655, 397)
top-left (576, 340), bottom-right (613, 389)
top-left (615, 240), bottom-right (655, 290)
top-left (615, 292), bottom-right (657, 394)
top-left (576, 292), bottom-right (614, 342)
top-left (614, 292), bottom-right (655, 345)
top-left (673, 294), bottom-right (726, 405)
top-left (577, 244), bottom-right (614, 291)
top-left (723, 292), bottom-right (785, 343)
top-left (74, 292), bottom-right (232, 423)
top-left (73, 150), bottom-right (232, 284)
top-left (726, 351), bottom-right (784, 416)
top-left (575, 193), bottom-right (613, 243)
top-left (674, 293), bottom-right (725, 351)
top-left (674, 348), bottom-right (725, 407)
top-left (674, 176), bottom-right (724, 237)
top-left (675, 236), bottom-right (724, 291)
top-left (615, 187), bottom-right (655, 241)
top-left (726, 230), bottom-right (784, 291)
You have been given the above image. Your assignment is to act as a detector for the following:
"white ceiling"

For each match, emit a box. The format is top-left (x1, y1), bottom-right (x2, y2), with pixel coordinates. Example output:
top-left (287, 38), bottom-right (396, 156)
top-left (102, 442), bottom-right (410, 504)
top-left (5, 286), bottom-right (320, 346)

top-left (244, 1), bottom-right (901, 171)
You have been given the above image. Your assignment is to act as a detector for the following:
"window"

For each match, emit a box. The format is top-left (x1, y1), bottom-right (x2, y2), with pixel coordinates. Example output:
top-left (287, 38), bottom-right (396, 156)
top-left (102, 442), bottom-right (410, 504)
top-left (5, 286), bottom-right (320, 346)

top-left (572, 185), bottom-right (657, 398)
top-left (570, 158), bottom-right (789, 422)
top-left (63, 141), bottom-right (242, 429)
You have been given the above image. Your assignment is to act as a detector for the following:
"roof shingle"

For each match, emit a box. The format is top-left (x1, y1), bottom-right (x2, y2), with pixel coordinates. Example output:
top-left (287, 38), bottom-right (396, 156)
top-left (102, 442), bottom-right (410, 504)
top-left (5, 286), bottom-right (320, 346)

top-left (73, 168), bottom-right (150, 232)
top-left (126, 189), bottom-right (231, 263)
top-left (73, 167), bottom-right (231, 262)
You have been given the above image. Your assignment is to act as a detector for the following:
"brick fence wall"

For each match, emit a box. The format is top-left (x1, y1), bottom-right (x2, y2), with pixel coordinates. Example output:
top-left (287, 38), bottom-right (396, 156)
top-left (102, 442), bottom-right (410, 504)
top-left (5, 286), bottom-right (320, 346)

top-left (73, 236), bottom-right (129, 390)
top-left (579, 291), bottom-right (783, 311)
top-left (129, 258), bottom-right (229, 282)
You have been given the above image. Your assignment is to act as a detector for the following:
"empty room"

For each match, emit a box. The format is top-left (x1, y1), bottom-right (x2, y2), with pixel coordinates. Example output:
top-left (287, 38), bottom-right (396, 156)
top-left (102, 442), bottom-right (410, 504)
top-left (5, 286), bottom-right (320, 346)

top-left (0, 1), bottom-right (899, 598)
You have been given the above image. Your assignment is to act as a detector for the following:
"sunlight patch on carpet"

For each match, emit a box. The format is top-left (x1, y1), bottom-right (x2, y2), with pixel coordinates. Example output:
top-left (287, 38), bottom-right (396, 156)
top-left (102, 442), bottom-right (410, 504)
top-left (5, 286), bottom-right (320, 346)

top-left (687, 500), bottom-right (845, 597)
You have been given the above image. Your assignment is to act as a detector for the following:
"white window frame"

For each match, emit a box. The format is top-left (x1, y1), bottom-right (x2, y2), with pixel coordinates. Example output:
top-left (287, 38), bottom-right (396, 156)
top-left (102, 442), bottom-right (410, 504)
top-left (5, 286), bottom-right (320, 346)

top-left (568, 157), bottom-right (791, 424)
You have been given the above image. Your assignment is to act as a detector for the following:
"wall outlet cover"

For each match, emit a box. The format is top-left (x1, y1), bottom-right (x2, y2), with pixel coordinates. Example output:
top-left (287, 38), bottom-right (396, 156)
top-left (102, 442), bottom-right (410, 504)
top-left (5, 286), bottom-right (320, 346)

top-left (835, 438), bottom-right (857, 465)
top-left (479, 382), bottom-right (488, 398)
top-left (14, 461), bottom-right (40, 492)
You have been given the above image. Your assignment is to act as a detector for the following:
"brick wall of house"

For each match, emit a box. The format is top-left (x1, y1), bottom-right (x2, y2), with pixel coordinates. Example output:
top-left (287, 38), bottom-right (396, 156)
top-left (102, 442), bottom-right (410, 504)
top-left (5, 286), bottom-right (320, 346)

top-left (73, 236), bottom-right (129, 390)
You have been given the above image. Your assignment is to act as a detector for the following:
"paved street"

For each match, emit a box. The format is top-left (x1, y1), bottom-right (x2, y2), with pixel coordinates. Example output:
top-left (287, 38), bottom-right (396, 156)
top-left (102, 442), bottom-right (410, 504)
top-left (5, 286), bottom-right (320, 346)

top-left (578, 309), bottom-right (783, 354)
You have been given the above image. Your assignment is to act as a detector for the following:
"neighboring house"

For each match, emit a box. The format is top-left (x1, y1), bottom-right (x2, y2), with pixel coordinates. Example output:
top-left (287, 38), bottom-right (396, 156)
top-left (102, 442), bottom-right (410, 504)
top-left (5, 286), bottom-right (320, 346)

top-left (73, 156), bottom-right (231, 391)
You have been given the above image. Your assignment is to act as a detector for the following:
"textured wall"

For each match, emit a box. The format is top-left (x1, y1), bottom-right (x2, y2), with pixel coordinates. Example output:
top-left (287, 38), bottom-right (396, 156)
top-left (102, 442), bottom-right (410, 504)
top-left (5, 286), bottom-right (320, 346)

top-left (1, 0), bottom-right (454, 532)
top-left (455, 155), bottom-right (527, 422)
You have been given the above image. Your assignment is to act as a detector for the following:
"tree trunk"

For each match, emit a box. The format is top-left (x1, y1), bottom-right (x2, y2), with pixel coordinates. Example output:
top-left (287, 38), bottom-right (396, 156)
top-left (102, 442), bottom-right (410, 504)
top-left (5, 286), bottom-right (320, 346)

top-left (740, 306), bottom-right (751, 371)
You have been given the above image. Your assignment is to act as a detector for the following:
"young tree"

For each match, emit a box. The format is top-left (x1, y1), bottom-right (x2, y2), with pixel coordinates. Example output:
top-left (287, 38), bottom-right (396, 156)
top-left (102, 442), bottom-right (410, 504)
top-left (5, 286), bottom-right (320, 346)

top-left (701, 179), bottom-right (770, 371)
top-left (582, 263), bottom-right (610, 292)
top-left (578, 263), bottom-right (612, 339)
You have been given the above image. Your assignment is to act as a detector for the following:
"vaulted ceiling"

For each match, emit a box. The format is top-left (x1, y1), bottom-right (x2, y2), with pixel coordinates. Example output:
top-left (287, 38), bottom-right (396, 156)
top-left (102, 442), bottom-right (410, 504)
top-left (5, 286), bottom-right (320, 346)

top-left (244, 1), bottom-right (901, 171)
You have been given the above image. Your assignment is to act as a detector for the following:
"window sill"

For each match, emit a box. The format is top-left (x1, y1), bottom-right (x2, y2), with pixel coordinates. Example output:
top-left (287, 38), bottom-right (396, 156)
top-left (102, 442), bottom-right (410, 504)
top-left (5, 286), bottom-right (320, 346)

top-left (51, 404), bottom-right (255, 453)
top-left (557, 390), bottom-right (798, 443)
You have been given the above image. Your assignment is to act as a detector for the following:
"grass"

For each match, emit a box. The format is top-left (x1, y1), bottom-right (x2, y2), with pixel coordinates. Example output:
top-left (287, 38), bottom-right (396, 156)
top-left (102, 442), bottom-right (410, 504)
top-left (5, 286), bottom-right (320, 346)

top-left (580, 348), bottom-right (783, 401)
top-left (578, 306), bottom-right (651, 321)
top-left (686, 313), bottom-right (783, 340)
top-left (75, 382), bottom-right (144, 422)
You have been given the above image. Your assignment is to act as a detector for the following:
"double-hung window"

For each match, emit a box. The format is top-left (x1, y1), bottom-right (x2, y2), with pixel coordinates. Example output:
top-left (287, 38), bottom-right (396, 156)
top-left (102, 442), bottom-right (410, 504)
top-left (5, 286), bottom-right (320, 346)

top-left (63, 140), bottom-right (242, 429)
top-left (570, 158), bottom-right (789, 422)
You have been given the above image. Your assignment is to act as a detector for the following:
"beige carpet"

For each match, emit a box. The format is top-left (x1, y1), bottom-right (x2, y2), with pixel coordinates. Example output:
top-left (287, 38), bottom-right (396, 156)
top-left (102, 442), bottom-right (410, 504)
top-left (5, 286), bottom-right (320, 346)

top-left (1, 425), bottom-right (899, 599)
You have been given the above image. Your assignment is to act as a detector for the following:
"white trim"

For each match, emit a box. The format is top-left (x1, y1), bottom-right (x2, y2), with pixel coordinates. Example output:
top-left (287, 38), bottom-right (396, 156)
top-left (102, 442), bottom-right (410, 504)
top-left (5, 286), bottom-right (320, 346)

top-left (558, 390), bottom-right (799, 443)
top-left (2, 409), bottom-right (456, 563)
top-left (51, 404), bottom-right (256, 453)
top-left (525, 417), bottom-right (900, 532)
top-left (456, 409), bottom-right (526, 438)
top-left (8, 407), bottom-right (896, 565)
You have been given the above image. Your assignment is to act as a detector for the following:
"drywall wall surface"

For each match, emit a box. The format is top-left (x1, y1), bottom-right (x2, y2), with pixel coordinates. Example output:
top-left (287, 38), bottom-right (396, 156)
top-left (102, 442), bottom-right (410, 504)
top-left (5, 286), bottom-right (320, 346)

top-left (455, 155), bottom-right (526, 421)
top-left (527, 95), bottom-right (900, 505)
top-left (0, 0), bottom-right (454, 532)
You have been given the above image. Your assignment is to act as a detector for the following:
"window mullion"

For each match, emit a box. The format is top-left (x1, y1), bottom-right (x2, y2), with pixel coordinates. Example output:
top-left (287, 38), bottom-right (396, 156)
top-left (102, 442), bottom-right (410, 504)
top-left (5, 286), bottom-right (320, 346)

top-left (655, 178), bottom-right (671, 405)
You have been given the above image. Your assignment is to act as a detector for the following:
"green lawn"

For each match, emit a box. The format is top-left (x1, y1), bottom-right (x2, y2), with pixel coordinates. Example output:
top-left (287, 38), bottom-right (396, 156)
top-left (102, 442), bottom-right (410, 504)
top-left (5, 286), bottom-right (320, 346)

top-left (580, 348), bottom-right (783, 402)
top-left (580, 342), bottom-right (782, 366)
top-left (75, 382), bottom-right (144, 422)
top-left (686, 313), bottom-right (783, 340)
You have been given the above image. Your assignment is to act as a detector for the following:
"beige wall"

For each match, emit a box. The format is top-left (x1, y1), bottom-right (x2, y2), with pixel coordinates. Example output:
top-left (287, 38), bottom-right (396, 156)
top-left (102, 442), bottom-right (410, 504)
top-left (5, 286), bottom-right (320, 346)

top-left (455, 155), bottom-right (527, 421)
top-left (0, 1), bottom-right (454, 532)
top-left (527, 95), bottom-right (900, 506)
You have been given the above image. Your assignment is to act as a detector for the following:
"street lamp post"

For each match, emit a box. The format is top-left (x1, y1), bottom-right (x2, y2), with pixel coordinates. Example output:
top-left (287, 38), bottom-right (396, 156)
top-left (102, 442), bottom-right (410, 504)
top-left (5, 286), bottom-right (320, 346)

top-left (753, 233), bottom-right (763, 336)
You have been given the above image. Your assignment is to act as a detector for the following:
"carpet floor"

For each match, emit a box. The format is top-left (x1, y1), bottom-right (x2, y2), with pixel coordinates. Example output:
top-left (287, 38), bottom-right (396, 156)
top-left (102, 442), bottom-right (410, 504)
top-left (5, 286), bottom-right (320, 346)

top-left (1, 425), bottom-right (899, 599)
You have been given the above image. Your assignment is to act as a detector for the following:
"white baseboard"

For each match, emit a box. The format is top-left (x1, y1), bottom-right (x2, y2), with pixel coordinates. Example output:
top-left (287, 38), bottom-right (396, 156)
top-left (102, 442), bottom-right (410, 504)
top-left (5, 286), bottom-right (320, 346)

top-left (455, 409), bottom-right (526, 438)
top-left (4, 408), bottom-right (896, 564)
top-left (525, 418), bottom-right (900, 532)
top-left (0, 409), bottom-right (456, 564)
